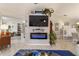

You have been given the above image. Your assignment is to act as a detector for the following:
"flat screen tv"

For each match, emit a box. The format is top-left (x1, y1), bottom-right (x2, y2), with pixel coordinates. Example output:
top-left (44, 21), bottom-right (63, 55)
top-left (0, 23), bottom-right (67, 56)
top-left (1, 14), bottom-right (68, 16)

top-left (29, 15), bottom-right (48, 27)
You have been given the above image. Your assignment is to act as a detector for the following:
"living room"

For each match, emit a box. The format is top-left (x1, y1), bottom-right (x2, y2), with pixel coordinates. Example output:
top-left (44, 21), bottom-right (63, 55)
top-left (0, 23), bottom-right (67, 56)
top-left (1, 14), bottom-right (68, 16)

top-left (0, 3), bottom-right (79, 56)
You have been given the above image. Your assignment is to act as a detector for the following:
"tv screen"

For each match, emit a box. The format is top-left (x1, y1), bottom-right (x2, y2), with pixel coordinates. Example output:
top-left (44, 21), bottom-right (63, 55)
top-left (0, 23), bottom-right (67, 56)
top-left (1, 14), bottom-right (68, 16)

top-left (29, 15), bottom-right (48, 27)
top-left (30, 33), bottom-right (47, 39)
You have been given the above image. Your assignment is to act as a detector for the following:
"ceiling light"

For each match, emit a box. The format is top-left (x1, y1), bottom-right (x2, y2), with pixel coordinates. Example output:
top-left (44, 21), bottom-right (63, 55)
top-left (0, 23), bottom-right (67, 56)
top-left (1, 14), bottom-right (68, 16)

top-left (22, 20), bottom-right (25, 23)
top-left (64, 14), bottom-right (67, 16)
top-left (34, 3), bottom-right (38, 4)
top-left (76, 22), bottom-right (79, 25)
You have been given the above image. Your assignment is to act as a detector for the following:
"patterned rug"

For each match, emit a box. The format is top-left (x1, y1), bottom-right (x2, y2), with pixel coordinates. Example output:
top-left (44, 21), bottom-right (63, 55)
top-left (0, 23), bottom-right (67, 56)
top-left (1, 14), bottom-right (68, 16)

top-left (14, 49), bottom-right (75, 56)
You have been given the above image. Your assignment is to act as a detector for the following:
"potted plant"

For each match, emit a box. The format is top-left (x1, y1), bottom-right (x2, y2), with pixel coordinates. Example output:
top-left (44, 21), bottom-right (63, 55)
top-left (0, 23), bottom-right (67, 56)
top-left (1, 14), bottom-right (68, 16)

top-left (49, 31), bottom-right (57, 46)
top-left (42, 8), bottom-right (54, 17)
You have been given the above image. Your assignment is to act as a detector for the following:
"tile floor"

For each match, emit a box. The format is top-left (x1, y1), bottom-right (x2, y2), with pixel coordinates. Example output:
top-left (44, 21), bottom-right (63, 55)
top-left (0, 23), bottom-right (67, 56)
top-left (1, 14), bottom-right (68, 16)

top-left (0, 37), bottom-right (77, 56)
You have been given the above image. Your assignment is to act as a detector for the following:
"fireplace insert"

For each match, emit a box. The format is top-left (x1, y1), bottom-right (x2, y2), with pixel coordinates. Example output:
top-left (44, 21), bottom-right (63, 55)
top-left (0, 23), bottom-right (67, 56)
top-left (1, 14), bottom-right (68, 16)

top-left (30, 33), bottom-right (47, 39)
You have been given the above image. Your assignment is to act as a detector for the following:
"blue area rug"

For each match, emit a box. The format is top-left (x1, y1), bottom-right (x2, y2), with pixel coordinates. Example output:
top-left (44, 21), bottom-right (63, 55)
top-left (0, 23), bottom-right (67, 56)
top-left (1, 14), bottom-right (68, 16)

top-left (14, 49), bottom-right (75, 56)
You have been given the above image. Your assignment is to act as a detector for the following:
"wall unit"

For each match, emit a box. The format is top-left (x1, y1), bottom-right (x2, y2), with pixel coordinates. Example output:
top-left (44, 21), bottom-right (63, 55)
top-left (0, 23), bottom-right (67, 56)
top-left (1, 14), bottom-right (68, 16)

top-left (23, 14), bottom-right (50, 45)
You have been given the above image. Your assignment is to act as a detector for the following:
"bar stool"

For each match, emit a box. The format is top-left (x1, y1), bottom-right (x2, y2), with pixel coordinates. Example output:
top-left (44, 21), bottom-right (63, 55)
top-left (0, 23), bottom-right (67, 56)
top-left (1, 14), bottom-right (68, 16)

top-left (6, 32), bottom-right (11, 47)
top-left (0, 32), bottom-right (5, 49)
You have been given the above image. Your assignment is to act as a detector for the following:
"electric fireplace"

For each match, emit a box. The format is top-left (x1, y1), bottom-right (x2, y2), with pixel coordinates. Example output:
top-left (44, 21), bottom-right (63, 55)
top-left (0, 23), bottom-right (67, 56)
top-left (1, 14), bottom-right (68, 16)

top-left (30, 33), bottom-right (47, 39)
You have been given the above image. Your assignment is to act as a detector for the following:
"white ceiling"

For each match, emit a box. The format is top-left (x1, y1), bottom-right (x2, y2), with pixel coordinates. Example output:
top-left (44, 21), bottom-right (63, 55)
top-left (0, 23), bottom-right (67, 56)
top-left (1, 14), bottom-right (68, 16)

top-left (0, 3), bottom-right (79, 21)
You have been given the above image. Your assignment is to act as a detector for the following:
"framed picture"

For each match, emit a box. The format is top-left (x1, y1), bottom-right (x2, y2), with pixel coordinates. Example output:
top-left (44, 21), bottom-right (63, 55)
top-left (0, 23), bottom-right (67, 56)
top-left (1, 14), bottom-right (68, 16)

top-left (55, 23), bottom-right (59, 31)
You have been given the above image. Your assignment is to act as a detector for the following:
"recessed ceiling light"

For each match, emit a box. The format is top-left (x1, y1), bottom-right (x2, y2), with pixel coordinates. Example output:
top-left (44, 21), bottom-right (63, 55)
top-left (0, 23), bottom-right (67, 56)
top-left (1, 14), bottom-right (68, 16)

top-left (34, 3), bottom-right (38, 4)
top-left (64, 14), bottom-right (67, 16)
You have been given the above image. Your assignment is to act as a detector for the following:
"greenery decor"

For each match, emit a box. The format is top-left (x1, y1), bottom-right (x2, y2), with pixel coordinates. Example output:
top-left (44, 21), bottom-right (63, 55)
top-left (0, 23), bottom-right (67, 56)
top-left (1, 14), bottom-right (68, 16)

top-left (43, 8), bottom-right (54, 17)
top-left (43, 8), bottom-right (56, 45)
top-left (49, 31), bottom-right (57, 45)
